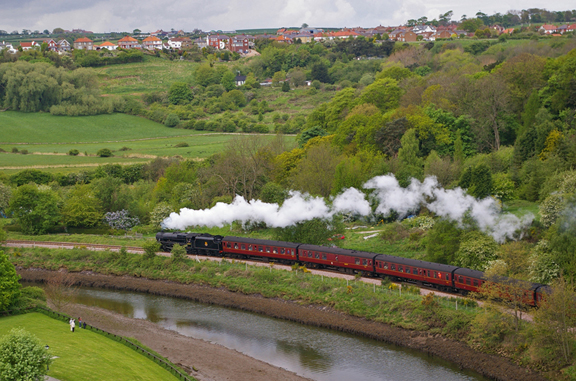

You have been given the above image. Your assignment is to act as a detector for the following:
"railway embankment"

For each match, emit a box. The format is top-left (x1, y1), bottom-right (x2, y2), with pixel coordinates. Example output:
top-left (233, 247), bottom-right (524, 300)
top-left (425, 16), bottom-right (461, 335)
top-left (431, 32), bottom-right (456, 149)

top-left (17, 267), bottom-right (547, 381)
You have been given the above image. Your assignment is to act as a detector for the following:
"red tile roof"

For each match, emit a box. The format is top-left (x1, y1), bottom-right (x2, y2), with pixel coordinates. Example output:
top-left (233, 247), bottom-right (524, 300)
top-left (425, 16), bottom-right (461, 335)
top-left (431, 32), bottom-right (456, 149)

top-left (118, 36), bottom-right (138, 42)
top-left (143, 36), bottom-right (161, 42)
top-left (74, 37), bottom-right (93, 43)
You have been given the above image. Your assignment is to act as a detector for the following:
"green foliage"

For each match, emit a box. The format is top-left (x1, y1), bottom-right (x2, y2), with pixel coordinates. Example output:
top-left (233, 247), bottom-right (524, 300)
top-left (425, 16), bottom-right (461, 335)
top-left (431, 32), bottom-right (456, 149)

top-left (455, 231), bottom-right (498, 271)
top-left (397, 129), bottom-right (423, 184)
top-left (491, 173), bottom-right (515, 202)
top-left (298, 126), bottom-right (327, 147)
top-left (8, 184), bottom-right (61, 235)
top-left (96, 148), bottom-right (113, 157)
top-left (168, 82), bottom-right (193, 105)
top-left (0, 251), bottom-right (21, 310)
top-left (540, 193), bottom-right (566, 228)
top-left (459, 164), bottom-right (492, 199)
top-left (281, 80), bottom-right (290, 92)
top-left (528, 240), bottom-right (560, 284)
top-left (220, 71), bottom-right (236, 91)
top-left (425, 220), bottom-right (462, 264)
top-left (9, 169), bottom-right (52, 186)
top-left (259, 182), bottom-right (287, 204)
top-left (164, 113), bottom-right (180, 128)
top-left (273, 217), bottom-right (344, 246)
top-left (0, 328), bottom-right (51, 380)
top-left (68, 149), bottom-right (80, 156)
top-left (142, 240), bottom-right (161, 260)
top-left (150, 202), bottom-right (173, 228)
top-left (62, 184), bottom-right (103, 228)
top-left (360, 78), bottom-right (401, 113)
top-left (170, 243), bottom-right (186, 262)
top-left (0, 184), bottom-right (12, 214)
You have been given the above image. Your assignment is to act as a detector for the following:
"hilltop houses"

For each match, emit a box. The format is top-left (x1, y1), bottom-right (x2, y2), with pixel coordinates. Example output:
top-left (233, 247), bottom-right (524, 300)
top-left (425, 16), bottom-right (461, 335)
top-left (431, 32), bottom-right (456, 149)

top-left (73, 37), bottom-right (93, 50)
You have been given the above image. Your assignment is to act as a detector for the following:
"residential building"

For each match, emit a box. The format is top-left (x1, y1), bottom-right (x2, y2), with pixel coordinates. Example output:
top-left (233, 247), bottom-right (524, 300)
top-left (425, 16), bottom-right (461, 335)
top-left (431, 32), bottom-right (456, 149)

top-left (292, 33), bottom-right (314, 43)
top-left (97, 41), bottom-right (118, 51)
top-left (168, 37), bottom-right (192, 49)
top-left (57, 39), bottom-right (71, 52)
top-left (397, 30), bottom-right (417, 42)
top-left (117, 36), bottom-right (140, 49)
top-left (229, 35), bottom-right (250, 53)
top-left (539, 24), bottom-right (557, 34)
top-left (235, 75), bottom-right (246, 86)
top-left (20, 41), bottom-right (40, 51)
top-left (0, 41), bottom-right (16, 53)
top-left (412, 25), bottom-right (436, 34)
top-left (73, 37), bottom-right (93, 50)
top-left (142, 36), bottom-right (162, 50)
top-left (37, 38), bottom-right (59, 51)
top-left (206, 34), bottom-right (230, 50)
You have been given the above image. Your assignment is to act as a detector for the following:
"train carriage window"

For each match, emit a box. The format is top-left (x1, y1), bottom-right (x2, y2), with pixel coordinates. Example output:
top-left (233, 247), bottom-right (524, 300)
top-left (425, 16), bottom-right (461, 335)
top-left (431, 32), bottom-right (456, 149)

top-left (335, 256), bottom-right (338, 261)
top-left (427, 270), bottom-right (430, 277)
top-left (266, 247), bottom-right (271, 253)
top-left (322, 253), bottom-right (327, 260)
top-left (391, 264), bottom-right (396, 271)
top-left (259, 246), bottom-right (263, 252)
top-left (362, 259), bottom-right (367, 266)
top-left (413, 268), bottom-right (418, 275)
top-left (234, 243), bottom-right (238, 249)
top-left (280, 248), bottom-right (285, 254)
top-left (369, 260), bottom-right (372, 265)
top-left (241, 244), bottom-right (245, 250)
top-left (308, 252), bottom-right (312, 258)
top-left (433, 272), bottom-right (437, 279)
top-left (248, 245), bottom-right (252, 251)
top-left (384, 263), bottom-right (388, 270)
top-left (227, 242), bottom-right (231, 248)
top-left (466, 278), bottom-right (471, 285)
top-left (315, 252), bottom-right (320, 259)
top-left (458, 276), bottom-right (463, 283)
top-left (445, 274), bottom-right (449, 281)
top-left (355, 258), bottom-right (360, 265)
top-left (473, 280), bottom-right (478, 287)
top-left (399, 266), bottom-right (403, 272)
top-left (273, 248), bottom-right (278, 254)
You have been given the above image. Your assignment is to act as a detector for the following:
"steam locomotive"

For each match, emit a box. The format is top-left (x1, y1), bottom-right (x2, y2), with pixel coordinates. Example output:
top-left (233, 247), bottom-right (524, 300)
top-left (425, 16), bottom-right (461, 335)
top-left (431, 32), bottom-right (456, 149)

top-left (156, 232), bottom-right (550, 306)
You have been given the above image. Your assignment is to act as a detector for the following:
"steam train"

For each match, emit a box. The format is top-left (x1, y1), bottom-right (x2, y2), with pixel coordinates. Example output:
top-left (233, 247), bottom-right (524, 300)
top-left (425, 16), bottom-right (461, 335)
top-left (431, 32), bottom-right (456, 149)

top-left (156, 232), bottom-right (550, 307)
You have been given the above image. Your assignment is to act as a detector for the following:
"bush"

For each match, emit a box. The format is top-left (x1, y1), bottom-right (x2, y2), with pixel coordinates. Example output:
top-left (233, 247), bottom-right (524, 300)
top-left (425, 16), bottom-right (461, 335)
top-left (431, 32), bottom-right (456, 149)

top-left (164, 113), bottom-right (180, 127)
top-left (174, 142), bottom-right (189, 148)
top-left (142, 240), bottom-right (161, 260)
top-left (68, 149), bottom-right (80, 156)
top-left (0, 328), bottom-right (52, 381)
top-left (103, 209), bottom-right (140, 230)
top-left (171, 244), bottom-right (186, 262)
top-left (11, 147), bottom-right (18, 153)
top-left (96, 148), bottom-right (113, 157)
top-left (20, 149), bottom-right (28, 155)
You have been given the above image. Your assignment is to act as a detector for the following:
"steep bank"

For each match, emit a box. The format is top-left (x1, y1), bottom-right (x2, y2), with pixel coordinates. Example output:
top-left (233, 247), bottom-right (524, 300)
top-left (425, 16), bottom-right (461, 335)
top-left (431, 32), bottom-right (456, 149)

top-left (19, 268), bottom-right (546, 381)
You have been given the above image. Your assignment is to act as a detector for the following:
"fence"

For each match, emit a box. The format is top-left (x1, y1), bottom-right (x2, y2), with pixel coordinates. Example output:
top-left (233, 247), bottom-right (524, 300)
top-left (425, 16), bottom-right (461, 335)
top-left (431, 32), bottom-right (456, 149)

top-left (0, 306), bottom-right (193, 381)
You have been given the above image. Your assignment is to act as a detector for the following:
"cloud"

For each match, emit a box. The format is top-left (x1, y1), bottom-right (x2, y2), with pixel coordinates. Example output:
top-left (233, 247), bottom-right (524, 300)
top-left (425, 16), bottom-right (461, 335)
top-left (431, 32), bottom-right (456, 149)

top-left (3, 0), bottom-right (572, 33)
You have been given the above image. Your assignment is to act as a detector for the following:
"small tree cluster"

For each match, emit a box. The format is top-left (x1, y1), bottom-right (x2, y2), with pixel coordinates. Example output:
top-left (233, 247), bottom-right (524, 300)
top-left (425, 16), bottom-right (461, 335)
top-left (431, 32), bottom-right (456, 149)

top-left (0, 328), bottom-right (52, 381)
top-left (103, 209), bottom-right (140, 230)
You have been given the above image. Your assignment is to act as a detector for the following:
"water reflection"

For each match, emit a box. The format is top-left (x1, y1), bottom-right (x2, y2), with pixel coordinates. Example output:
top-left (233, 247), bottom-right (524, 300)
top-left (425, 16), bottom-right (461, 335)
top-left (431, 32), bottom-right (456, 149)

top-left (52, 286), bottom-right (490, 381)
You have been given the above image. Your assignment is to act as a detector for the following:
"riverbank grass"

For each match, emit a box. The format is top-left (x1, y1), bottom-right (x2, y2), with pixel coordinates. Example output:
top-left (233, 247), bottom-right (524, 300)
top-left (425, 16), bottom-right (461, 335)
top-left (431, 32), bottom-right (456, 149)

top-left (0, 312), bottom-right (181, 381)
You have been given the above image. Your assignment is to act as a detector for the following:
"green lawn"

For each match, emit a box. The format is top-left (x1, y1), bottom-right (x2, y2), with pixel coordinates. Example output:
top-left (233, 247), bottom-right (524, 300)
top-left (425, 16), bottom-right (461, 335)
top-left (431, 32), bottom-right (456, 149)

top-left (94, 56), bottom-right (198, 95)
top-left (0, 112), bottom-right (195, 144)
top-left (0, 313), bottom-right (180, 381)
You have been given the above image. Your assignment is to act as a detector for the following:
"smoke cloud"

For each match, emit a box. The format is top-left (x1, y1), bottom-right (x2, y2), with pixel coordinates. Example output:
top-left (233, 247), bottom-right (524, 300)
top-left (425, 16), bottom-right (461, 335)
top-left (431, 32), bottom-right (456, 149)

top-left (162, 175), bottom-right (533, 243)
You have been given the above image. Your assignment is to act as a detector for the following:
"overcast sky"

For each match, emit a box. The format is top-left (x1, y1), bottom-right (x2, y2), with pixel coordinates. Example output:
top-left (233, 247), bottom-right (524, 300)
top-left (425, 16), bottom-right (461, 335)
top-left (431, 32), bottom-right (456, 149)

top-left (1, 0), bottom-right (574, 33)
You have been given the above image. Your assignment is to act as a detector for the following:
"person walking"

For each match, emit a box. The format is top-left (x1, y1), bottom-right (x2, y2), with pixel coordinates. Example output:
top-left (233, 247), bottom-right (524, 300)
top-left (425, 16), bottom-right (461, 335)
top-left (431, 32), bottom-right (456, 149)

top-left (70, 318), bottom-right (75, 332)
top-left (78, 317), bottom-right (82, 328)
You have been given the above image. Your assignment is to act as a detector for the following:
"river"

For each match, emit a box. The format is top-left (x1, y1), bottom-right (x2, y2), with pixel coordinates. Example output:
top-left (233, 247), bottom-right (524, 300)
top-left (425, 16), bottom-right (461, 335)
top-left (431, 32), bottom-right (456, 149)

top-left (66, 286), bottom-right (489, 381)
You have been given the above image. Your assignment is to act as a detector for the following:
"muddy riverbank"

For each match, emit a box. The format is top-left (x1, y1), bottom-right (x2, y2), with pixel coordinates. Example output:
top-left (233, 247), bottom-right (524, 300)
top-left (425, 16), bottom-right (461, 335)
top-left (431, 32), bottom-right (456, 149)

top-left (18, 268), bottom-right (546, 381)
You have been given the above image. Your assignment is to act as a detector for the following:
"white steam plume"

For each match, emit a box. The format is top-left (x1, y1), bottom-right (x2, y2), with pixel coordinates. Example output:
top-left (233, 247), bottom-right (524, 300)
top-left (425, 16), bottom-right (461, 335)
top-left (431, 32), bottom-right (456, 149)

top-left (364, 175), bottom-right (533, 243)
top-left (162, 174), bottom-right (533, 243)
top-left (162, 189), bottom-right (371, 230)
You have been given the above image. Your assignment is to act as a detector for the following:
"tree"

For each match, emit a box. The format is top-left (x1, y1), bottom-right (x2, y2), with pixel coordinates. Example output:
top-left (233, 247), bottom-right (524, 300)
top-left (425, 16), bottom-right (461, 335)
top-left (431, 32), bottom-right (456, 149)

top-left (220, 71), bottom-right (236, 91)
top-left (425, 220), bottom-right (462, 264)
top-left (142, 240), bottom-right (161, 260)
top-left (311, 62), bottom-right (330, 83)
top-left (535, 276), bottom-right (576, 364)
top-left (0, 184), bottom-right (11, 216)
top-left (455, 231), bottom-right (498, 271)
top-left (168, 82), bottom-right (193, 105)
top-left (290, 141), bottom-right (342, 197)
top-left (397, 129), bottom-right (423, 184)
top-left (298, 126), bottom-right (327, 147)
top-left (0, 251), bottom-right (20, 310)
top-left (97, 148), bottom-right (113, 157)
top-left (281, 80), bottom-right (290, 92)
top-left (0, 328), bottom-right (52, 381)
top-left (274, 217), bottom-right (344, 246)
top-left (43, 271), bottom-right (76, 311)
top-left (360, 78), bottom-right (401, 113)
top-left (171, 243), bottom-right (186, 262)
top-left (62, 184), bottom-right (103, 228)
top-left (469, 163), bottom-right (492, 198)
top-left (8, 184), bottom-right (61, 235)
top-left (271, 71), bottom-right (286, 87)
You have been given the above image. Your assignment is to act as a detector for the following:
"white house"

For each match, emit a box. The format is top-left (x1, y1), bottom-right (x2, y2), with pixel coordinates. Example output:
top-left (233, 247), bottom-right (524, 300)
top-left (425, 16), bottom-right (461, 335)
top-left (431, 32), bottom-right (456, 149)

top-left (0, 41), bottom-right (17, 54)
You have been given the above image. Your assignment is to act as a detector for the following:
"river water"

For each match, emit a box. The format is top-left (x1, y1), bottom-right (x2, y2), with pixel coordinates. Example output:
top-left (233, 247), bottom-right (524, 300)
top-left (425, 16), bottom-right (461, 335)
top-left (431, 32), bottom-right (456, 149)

top-left (61, 286), bottom-right (490, 381)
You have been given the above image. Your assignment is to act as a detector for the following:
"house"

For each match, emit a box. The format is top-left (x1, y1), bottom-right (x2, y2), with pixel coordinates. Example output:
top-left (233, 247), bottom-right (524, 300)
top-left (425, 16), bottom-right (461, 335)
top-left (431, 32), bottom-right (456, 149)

top-left (142, 36), bottom-right (162, 50)
top-left (292, 33), bottom-right (314, 43)
top-left (117, 36), bottom-right (140, 49)
top-left (539, 24), bottom-right (557, 34)
top-left (432, 30), bottom-right (452, 40)
top-left (235, 75), bottom-right (246, 86)
top-left (491, 25), bottom-right (505, 34)
top-left (96, 41), bottom-right (118, 51)
top-left (388, 28), bottom-right (405, 41)
top-left (0, 41), bottom-right (16, 53)
top-left (502, 28), bottom-right (515, 35)
top-left (412, 25), bottom-right (436, 34)
top-left (168, 37), bottom-right (192, 49)
top-left (274, 35), bottom-right (293, 43)
top-left (73, 37), bottom-right (93, 50)
top-left (565, 24), bottom-right (576, 33)
top-left (330, 30), bottom-right (360, 39)
top-left (57, 39), bottom-right (71, 52)
top-left (206, 34), bottom-right (230, 50)
top-left (37, 38), bottom-right (58, 51)
top-left (20, 41), bottom-right (40, 51)
top-left (397, 30), bottom-right (417, 42)
top-left (229, 35), bottom-right (250, 53)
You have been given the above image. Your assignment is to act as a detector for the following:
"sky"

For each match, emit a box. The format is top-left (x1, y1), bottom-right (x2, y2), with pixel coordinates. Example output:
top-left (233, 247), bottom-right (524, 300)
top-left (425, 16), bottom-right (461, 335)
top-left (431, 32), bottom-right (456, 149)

top-left (1, 0), bottom-right (574, 33)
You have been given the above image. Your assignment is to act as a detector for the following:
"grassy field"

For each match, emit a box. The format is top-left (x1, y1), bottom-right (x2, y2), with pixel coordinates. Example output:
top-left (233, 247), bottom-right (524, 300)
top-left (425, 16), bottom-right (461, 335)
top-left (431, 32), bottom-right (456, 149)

top-left (94, 56), bottom-right (198, 95)
top-left (0, 112), bottom-right (195, 144)
top-left (0, 313), bottom-right (180, 381)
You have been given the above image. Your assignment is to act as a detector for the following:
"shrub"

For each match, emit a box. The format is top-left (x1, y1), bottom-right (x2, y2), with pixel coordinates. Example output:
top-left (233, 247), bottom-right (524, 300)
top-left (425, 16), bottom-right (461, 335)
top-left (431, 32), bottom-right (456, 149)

top-left (11, 147), bottom-right (18, 153)
top-left (142, 240), bottom-right (161, 260)
top-left (0, 328), bottom-right (52, 381)
top-left (96, 148), bottom-right (113, 157)
top-left (164, 113), bottom-right (180, 127)
top-left (171, 244), bottom-right (186, 262)
top-left (118, 146), bottom-right (131, 151)
top-left (103, 209), bottom-right (140, 230)
top-left (174, 142), bottom-right (189, 148)
top-left (68, 149), bottom-right (80, 156)
top-left (20, 149), bottom-right (28, 155)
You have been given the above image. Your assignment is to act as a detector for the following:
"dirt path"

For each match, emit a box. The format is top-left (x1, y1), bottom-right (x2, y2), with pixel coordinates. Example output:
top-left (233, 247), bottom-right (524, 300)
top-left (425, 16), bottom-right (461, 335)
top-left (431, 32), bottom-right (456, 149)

top-left (18, 268), bottom-right (547, 381)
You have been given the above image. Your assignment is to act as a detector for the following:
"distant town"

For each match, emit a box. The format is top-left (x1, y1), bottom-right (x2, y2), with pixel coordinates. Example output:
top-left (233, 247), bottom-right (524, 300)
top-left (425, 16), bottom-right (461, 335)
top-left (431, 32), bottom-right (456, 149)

top-left (1, 7), bottom-right (575, 56)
